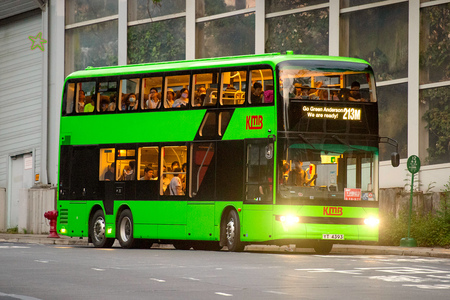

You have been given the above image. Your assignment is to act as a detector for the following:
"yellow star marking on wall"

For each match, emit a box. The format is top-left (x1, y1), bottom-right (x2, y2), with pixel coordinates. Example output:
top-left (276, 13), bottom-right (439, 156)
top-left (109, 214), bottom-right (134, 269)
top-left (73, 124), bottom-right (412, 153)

top-left (28, 32), bottom-right (47, 51)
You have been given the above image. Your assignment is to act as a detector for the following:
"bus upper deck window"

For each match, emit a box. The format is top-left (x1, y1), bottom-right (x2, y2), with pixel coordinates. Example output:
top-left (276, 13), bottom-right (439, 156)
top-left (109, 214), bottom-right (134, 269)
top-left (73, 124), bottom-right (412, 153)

top-left (119, 78), bottom-right (140, 111)
top-left (192, 72), bottom-right (219, 107)
top-left (220, 70), bottom-right (247, 106)
top-left (249, 69), bottom-right (274, 104)
top-left (142, 77), bottom-right (163, 110)
top-left (98, 81), bottom-right (118, 112)
top-left (64, 83), bottom-right (75, 115)
top-left (76, 81), bottom-right (96, 113)
top-left (165, 74), bottom-right (191, 109)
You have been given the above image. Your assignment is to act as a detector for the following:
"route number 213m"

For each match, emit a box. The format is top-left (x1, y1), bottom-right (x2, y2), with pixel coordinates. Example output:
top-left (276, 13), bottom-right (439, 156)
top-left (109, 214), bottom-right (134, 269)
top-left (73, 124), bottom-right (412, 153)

top-left (343, 108), bottom-right (361, 121)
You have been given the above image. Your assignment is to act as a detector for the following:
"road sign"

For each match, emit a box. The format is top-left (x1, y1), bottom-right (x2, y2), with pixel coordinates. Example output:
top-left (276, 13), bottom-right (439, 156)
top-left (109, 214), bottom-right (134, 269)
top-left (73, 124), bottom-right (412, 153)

top-left (407, 155), bottom-right (420, 174)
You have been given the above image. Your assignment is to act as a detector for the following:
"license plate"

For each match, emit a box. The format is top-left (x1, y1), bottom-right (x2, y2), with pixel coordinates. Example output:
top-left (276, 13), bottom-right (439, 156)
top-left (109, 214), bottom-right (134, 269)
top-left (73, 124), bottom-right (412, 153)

top-left (322, 234), bottom-right (344, 240)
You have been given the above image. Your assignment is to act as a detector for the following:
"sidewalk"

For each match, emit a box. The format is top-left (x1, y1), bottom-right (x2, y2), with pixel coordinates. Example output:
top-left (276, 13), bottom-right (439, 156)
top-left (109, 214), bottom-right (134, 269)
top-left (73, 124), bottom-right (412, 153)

top-left (1, 233), bottom-right (449, 258)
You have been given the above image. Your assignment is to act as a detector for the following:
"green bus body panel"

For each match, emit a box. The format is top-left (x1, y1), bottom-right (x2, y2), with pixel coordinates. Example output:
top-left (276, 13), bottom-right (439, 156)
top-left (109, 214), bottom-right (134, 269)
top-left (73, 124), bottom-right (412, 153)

top-left (222, 107), bottom-right (276, 140)
top-left (60, 110), bottom-right (206, 145)
top-left (58, 200), bottom-right (378, 242)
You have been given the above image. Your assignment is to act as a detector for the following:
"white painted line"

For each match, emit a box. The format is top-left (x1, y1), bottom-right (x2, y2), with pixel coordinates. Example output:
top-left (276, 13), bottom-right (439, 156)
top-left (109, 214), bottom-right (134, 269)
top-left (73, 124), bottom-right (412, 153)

top-left (215, 268), bottom-right (223, 270)
top-left (150, 278), bottom-right (166, 283)
top-left (264, 290), bottom-right (288, 295)
top-left (92, 268), bottom-right (105, 271)
top-left (182, 277), bottom-right (200, 281)
top-left (0, 246), bottom-right (30, 249)
top-left (34, 260), bottom-right (49, 263)
top-left (215, 292), bottom-right (233, 297)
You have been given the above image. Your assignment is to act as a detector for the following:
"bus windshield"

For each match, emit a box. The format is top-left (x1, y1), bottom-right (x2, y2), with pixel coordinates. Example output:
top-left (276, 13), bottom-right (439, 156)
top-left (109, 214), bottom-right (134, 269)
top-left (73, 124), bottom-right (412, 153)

top-left (278, 61), bottom-right (376, 103)
top-left (278, 139), bottom-right (378, 203)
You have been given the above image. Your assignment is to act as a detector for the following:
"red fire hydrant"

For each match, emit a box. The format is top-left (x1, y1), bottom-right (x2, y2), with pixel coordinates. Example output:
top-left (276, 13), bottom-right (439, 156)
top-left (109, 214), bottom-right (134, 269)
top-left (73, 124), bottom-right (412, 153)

top-left (44, 210), bottom-right (60, 238)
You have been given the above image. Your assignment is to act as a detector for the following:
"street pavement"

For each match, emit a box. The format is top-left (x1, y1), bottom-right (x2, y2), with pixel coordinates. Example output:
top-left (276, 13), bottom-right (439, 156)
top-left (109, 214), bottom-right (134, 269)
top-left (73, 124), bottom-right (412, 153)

top-left (1, 233), bottom-right (449, 258)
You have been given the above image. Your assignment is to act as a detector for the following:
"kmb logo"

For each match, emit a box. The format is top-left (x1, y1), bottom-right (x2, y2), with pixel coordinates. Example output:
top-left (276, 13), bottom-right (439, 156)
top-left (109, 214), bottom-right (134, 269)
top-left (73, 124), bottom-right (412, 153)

top-left (323, 206), bottom-right (343, 216)
top-left (246, 115), bottom-right (263, 130)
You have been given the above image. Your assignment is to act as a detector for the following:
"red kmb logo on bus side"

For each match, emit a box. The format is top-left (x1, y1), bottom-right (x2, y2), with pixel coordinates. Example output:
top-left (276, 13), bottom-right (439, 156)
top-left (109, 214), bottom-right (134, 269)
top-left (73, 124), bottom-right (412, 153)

top-left (246, 115), bottom-right (263, 130)
top-left (323, 207), bottom-right (343, 216)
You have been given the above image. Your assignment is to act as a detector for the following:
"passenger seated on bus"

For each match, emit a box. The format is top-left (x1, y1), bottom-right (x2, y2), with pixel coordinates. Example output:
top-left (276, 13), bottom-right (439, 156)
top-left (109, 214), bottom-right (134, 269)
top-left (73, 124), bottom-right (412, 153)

top-left (287, 161), bottom-right (316, 186)
top-left (108, 98), bottom-right (116, 111)
top-left (165, 89), bottom-right (175, 108)
top-left (194, 86), bottom-right (206, 107)
top-left (127, 93), bottom-right (138, 110)
top-left (84, 95), bottom-right (95, 112)
top-left (100, 99), bottom-right (110, 112)
top-left (119, 161), bottom-right (136, 181)
top-left (172, 88), bottom-right (189, 108)
top-left (140, 167), bottom-right (154, 180)
top-left (77, 90), bottom-right (86, 112)
top-left (104, 162), bottom-right (115, 181)
top-left (169, 167), bottom-right (183, 195)
top-left (263, 84), bottom-right (274, 103)
top-left (171, 161), bottom-right (180, 171)
top-left (348, 81), bottom-right (366, 102)
top-left (146, 88), bottom-right (161, 109)
top-left (251, 82), bottom-right (263, 104)
top-left (281, 163), bottom-right (290, 184)
top-left (319, 89), bottom-right (329, 100)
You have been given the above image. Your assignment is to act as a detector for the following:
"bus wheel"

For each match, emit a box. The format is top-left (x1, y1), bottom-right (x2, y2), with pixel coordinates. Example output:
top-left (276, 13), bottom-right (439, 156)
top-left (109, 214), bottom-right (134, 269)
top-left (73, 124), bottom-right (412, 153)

top-left (90, 210), bottom-right (114, 248)
top-left (117, 209), bottom-right (137, 249)
top-left (313, 242), bottom-right (333, 255)
top-left (224, 210), bottom-right (245, 252)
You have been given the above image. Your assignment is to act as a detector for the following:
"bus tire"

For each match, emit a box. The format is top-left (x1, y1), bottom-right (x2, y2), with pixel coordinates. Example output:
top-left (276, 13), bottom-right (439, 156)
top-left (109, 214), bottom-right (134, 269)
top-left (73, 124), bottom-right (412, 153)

top-left (90, 210), bottom-right (114, 248)
top-left (117, 209), bottom-right (137, 249)
top-left (224, 210), bottom-right (245, 252)
top-left (313, 242), bottom-right (333, 255)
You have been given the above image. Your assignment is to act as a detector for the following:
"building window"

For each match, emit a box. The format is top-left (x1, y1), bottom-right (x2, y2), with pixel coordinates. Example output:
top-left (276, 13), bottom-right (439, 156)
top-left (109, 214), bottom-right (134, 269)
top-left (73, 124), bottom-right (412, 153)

top-left (419, 3), bottom-right (450, 85)
top-left (65, 0), bottom-right (118, 25)
top-left (340, 2), bottom-right (408, 81)
top-left (196, 13), bottom-right (255, 59)
top-left (420, 86), bottom-right (450, 165)
top-left (196, 0), bottom-right (255, 18)
top-left (378, 83), bottom-right (408, 161)
top-left (65, 20), bottom-right (118, 76)
top-left (265, 0), bottom-right (327, 13)
top-left (265, 8), bottom-right (329, 55)
top-left (128, 0), bottom-right (186, 21)
top-left (127, 18), bottom-right (186, 64)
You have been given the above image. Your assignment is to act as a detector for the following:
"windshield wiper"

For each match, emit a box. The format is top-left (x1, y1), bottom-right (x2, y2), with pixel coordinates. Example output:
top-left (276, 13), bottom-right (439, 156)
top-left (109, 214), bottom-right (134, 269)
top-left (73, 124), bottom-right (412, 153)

top-left (298, 134), bottom-right (316, 149)
top-left (332, 135), bottom-right (361, 151)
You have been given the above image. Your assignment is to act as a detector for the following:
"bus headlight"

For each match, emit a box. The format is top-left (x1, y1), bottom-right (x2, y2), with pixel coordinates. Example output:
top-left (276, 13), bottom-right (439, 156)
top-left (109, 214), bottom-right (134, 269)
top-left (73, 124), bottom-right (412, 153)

top-left (277, 215), bottom-right (300, 225)
top-left (364, 217), bottom-right (379, 226)
top-left (60, 228), bottom-right (67, 234)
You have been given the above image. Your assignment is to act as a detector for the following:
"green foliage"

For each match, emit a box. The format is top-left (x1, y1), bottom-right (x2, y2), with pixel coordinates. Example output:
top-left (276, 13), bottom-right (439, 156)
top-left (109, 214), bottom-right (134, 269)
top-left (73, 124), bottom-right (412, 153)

top-left (421, 86), bottom-right (450, 165)
top-left (6, 226), bottom-right (18, 234)
top-left (380, 178), bottom-right (450, 247)
top-left (127, 18), bottom-right (185, 64)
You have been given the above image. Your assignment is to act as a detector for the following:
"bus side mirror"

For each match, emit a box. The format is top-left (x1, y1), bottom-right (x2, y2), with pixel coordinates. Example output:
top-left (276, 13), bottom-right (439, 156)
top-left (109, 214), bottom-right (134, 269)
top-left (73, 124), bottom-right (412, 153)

top-left (391, 152), bottom-right (400, 167)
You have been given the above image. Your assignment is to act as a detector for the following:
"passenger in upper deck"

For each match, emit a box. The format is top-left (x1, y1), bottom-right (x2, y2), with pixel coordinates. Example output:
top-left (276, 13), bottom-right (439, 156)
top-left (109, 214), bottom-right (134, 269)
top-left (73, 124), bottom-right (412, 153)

top-left (194, 86), bottom-right (206, 107)
top-left (172, 88), bottom-right (189, 108)
top-left (146, 88), bottom-right (161, 109)
top-left (348, 81), bottom-right (367, 102)
top-left (127, 93), bottom-right (138, 110)
top-left (165, 89), bottom-right (175, 108)
top-left (251, 82), bottom-right (263, 104)
top-left (77, 90), bottom-right (86, 112)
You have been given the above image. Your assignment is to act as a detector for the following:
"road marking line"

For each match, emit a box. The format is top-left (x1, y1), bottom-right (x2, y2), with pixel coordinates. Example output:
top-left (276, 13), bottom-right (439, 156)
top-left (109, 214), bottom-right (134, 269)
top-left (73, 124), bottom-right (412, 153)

top-left (150, 278), bottom-right (166, 283)
top-left (264, 290), bottom-right (288, 295)
top-left (182, 277), bottom-right (200, 281)
top-left (215, 292), bottom-right (233, 297)
top-left (34, 260), bottom-right (49, 263)
top-left (92, 268), bottom-right (105, 271)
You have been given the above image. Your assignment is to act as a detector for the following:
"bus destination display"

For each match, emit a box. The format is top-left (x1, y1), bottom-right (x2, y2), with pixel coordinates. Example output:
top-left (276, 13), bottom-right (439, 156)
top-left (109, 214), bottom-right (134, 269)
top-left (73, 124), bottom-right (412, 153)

top-left (303, 105), bottom-right (361, 121)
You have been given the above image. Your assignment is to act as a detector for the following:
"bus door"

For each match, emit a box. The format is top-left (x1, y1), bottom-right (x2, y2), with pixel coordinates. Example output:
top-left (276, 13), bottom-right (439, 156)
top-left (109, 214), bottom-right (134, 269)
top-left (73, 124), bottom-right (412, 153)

top-left (242, 139), bottom-right (274, 241)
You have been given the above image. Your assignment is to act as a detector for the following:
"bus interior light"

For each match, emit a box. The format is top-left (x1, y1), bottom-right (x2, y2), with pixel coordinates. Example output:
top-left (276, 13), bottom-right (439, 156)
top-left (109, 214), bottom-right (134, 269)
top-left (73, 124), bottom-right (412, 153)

top-left (364, 217), bottom-right (379, 226)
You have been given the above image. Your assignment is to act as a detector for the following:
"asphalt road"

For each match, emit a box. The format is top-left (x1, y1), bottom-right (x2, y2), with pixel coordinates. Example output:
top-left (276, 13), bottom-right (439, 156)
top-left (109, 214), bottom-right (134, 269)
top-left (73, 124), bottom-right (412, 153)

top-left (1, 242), bottom-right (450, 300)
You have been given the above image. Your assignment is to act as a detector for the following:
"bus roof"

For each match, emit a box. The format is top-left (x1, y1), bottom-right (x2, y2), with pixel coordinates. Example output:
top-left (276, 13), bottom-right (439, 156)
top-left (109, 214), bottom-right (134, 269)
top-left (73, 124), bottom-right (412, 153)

top-left (66, 52), bottom-right (371, 80)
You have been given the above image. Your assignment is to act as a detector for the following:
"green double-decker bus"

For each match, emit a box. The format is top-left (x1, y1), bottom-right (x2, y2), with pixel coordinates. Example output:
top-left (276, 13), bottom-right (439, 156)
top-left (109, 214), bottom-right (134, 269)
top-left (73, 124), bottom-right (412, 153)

top-left (58, 52), bottom-right (397, 253)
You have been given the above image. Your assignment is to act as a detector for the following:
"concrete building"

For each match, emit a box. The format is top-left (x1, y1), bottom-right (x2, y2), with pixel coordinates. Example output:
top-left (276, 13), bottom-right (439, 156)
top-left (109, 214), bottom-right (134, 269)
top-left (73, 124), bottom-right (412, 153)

top-left (0, 0), bottom-right (449, 231)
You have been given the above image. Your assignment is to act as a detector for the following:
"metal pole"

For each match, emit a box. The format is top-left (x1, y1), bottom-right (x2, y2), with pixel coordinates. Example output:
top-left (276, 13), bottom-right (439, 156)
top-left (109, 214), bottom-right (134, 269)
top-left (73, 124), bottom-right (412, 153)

top-left (408, 174), bottom-right (414, 238)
